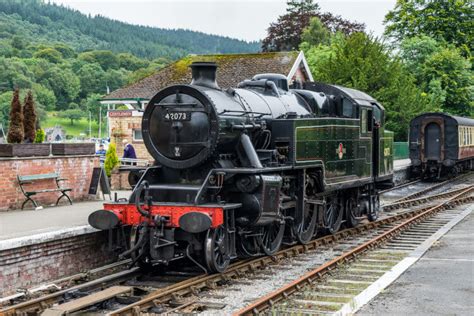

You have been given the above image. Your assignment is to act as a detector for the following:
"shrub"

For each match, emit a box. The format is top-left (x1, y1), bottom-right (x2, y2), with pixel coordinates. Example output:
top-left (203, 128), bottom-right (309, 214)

top-left (23, 90), bottom-right (37, 142)
top-left (7, 88), bottom-right (24, 143)
top-left (34, 128), bottom-right (45, 143)
top-left (104, 142), bottom-right (119, 177)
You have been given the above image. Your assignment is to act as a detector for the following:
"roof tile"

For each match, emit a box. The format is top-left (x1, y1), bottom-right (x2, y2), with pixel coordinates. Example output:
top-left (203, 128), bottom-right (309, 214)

top-left (104, 51), bottom-right (299, 100)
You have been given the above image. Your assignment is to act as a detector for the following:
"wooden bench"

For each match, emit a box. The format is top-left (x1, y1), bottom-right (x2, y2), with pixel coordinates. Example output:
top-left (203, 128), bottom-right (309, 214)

top-left (17, 173), bottom-right (72, 209)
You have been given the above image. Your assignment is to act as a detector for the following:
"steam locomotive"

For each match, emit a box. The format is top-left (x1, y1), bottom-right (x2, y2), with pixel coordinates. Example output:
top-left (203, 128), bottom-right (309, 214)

top-left (89, 62), bottom-right (394, 273)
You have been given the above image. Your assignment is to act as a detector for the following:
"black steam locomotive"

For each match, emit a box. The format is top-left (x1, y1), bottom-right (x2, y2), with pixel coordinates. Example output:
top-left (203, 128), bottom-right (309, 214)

top-left (89, 62), bottom-right (394, 273)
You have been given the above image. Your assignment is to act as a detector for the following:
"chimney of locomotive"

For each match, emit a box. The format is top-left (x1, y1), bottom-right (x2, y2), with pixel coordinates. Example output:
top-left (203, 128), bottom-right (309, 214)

top-left (190, 62), bottom-right (220, 89)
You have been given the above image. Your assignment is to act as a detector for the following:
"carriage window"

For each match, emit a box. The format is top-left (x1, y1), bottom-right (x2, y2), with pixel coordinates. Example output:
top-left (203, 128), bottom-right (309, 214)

top-left (464, 127), bottom-right (468, 146)
top-left (361, 109), bottom-right (367, 133)
top-left (342, 98), bottom-right (354, 118)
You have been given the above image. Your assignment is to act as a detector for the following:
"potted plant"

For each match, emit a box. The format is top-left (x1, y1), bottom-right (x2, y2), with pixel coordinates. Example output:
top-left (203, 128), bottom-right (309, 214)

top-left (0, 89), bottom-right (50, 157)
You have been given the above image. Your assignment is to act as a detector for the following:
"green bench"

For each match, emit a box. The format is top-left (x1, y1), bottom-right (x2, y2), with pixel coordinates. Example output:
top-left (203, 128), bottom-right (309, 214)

top-left (17, 172), bottom-right (72, 209)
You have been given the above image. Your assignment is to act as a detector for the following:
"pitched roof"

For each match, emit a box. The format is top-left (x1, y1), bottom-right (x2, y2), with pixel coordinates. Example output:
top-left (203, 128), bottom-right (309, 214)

top-left (103, 51), bottom-right (300, 100)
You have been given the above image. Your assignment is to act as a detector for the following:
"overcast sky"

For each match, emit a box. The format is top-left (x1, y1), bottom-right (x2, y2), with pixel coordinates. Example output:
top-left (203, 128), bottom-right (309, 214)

top-left (50, 0), bottom-right (396, 42)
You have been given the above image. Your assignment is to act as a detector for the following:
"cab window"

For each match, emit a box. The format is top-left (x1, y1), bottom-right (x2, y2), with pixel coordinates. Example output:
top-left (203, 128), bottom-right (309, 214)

top-left (342, 98), bottom-right (354, 118)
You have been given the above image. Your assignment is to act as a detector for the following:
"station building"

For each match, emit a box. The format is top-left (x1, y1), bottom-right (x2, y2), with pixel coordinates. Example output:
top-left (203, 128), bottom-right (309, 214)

top-left (101, 51), bottom-right (314, 160)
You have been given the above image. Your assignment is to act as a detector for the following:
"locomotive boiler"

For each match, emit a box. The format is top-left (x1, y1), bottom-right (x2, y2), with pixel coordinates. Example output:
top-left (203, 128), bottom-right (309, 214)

top-left (89, 62), bottom-right (394, 273)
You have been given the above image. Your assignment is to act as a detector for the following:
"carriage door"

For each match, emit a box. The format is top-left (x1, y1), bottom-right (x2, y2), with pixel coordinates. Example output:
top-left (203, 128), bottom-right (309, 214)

top-left (424, 122), bottom-right (441, 161)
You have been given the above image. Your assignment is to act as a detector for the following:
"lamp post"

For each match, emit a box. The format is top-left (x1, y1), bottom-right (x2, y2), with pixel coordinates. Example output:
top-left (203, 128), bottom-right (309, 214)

top-left (88, 111), bottom-right (92, 139)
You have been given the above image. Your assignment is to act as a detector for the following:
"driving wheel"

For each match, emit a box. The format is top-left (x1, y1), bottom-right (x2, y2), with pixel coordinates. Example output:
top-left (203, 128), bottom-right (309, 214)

top-left (324, 197), bottom-right (343, 234)
top-left (204, 226), bottom-right (230, 273)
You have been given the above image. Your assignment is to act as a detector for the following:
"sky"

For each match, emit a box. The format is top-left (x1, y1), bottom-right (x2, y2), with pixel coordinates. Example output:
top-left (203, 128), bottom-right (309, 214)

top-left (49, 0), bottom-right (397, 42)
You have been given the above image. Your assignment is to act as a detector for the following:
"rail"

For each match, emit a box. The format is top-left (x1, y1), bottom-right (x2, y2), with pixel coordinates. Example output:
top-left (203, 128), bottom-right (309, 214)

top-left (234, 185), bottom-right (473, 315)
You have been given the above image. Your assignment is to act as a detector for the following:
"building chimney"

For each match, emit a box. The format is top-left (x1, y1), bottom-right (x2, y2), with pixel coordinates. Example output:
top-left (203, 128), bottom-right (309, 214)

top-left (189, 62), bottom-right (220, 89)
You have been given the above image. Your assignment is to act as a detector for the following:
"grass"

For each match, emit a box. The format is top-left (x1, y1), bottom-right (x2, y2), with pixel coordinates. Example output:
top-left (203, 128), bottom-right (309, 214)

top-left (42, 112), bottom-right (104, 138)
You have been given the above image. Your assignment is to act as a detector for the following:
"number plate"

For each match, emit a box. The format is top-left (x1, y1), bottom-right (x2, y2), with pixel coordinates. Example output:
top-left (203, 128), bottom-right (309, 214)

top-left (163, 112), bottom-right (190, 121)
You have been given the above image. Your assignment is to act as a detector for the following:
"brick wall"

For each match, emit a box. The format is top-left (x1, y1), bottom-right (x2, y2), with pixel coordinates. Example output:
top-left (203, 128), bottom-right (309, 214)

top-left (111, 169), bottom-right (132, 191)
top-left (109, 113), bottom-right (153, 161)
top-left (0, 155), bottom-right (99, 211)
top-left (0, 231), bottom-right (117, 297)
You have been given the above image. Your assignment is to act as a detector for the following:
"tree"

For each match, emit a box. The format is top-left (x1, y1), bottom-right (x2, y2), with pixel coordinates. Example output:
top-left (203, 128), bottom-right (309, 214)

top-left (300, 17), bottom-right (331, 48)
top-left (23, 90), bottom-right (37, 142)
top-left (32, 83), bottom-right (56, 111)
top-left (399, 35), bottom-right (473, 116)
top-left (421, 47), bottom-right (472, 115)
top-left (77, 63), bottom-right (106, 98)
top-left (7, 88), bottom-right (24, 143)
top-left (59, 108), bottom-right (84, 125)
top-left (104, 143), bottom-right (119, 177)
top-left (33, 48), bottom-right (63, 63)
top-left (384, 0), bottom-right (473, 56)
top-left (117, 53), bottom-right (149, 71)
top-left (78, 50), bottom-right (120, 71)
top-left (40, 65), bottom-right (80, 110)
top-left (262, 0), bottom-right (365, 52)
top-left (304, 32), bottom-right (433, 140)
top-left (82, 93), bottom-right (103, 123)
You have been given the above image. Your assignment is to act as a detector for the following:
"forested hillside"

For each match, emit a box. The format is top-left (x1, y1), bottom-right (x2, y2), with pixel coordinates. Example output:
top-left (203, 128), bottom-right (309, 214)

top-left (0, 0), bottom-right (259, 59)
top-left (0, 0), bottom-right (260, 137)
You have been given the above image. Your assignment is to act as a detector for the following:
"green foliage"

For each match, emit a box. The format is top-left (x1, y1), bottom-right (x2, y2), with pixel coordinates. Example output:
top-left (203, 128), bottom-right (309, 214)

top-left (34, 128), bottom-right (45, 143)
top-left (399, 35), bottom-right (473, 116)
top-left (301, 17), bottom-right (331, 48)
top-left (384, 0), bottom-right (474, 56)
top-left (39, 65), bottom-right (81, 109)
top-left (58, 108), bottom-right (84, 125)
top-left (7, 88), bottom-right (24, 143)
top-left (32, 83), bottom-right (56, 111)
top-left (303, 32), bottom-right (433, 140)
top-left (262, 0), bottom-right (365, 52)
top-left (33, 48), bottom-right (62, 63)
top-left (23, 90), bottom-right (37, 142)
top-left (104, 143), bottom-right (119, 177)
top-left (0, 0), bottom-right (259, 60)
top-left (0, 91), bottom-right (14, 130)
top-left (421, 47), bottom-right (473, 115)
top-left (78, 51), bottom-right (120, 71)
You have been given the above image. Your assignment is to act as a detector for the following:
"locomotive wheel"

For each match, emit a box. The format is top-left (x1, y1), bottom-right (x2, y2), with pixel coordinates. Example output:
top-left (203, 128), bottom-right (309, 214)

top-left (259, 221), bottom-right (285, 255)
top-left (345, 197), bottom-right (360, 228)
top-left (238, 231), bottom-right (262, 258)
top-left (295, 203), bottom-right (318, 244)
top-left (324, 198), bottom-right (343, 234)
top-left (204, 226), bottom-right (230, 273)
top-left (130, 226), bottom-right (153, 271)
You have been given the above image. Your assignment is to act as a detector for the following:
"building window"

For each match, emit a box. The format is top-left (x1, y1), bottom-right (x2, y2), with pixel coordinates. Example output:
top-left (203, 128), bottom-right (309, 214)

top-left (133, 129), bottom-right (143, 141)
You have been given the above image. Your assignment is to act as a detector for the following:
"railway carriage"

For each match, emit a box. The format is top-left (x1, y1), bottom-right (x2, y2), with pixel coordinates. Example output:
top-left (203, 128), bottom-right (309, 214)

top-left (409, 113), bottom-right (474, 179)
top-left (89, 62), bottom-right (394, 273)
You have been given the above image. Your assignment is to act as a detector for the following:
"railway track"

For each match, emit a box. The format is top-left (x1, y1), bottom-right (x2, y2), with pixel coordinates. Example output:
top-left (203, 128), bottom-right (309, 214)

top-left (1, 174), bottom-right (472, 316)
top-left (378, 179), bottom-right (421, 195)
top-left (235, 186), bottom-right (474, 315)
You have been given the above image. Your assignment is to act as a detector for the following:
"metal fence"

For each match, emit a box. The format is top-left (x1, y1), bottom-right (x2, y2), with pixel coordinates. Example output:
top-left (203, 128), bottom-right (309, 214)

top-left (394, 142), bottom-right (409, 160)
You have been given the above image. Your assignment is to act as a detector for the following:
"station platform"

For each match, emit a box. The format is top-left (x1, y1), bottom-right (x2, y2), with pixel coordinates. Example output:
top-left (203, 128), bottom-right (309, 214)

top-left (358, 211), bottom-right (474, 315)
top-left (0, 191), bottom-right (130, 249)
top-left (0, 159), bottom-right (412, 247)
